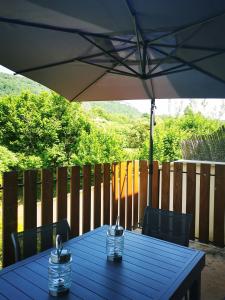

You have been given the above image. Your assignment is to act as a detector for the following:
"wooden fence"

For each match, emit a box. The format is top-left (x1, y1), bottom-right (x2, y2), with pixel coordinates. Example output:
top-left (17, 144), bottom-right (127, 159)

top-left (1, 160), bottom-right (225, 267)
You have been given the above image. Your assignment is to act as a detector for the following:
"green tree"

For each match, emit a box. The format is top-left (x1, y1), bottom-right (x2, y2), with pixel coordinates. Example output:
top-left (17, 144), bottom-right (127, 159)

top-left (0, 92), bottom-right (91, 166)
top-left (71, 127), bottom-right (124, 165)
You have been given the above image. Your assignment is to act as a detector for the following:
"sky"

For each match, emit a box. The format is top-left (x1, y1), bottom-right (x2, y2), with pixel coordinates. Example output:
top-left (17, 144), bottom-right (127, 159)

top-left (1, 65), bottom-right (225, 119)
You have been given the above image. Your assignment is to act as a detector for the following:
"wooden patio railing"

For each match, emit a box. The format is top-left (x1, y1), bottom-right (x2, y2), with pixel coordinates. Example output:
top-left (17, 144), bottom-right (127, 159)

top-left (1, 160), bottom-right (225, 267)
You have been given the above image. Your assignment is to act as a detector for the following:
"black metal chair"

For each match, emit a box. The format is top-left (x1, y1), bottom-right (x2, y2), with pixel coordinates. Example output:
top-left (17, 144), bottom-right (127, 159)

top-left (11, 219), bottom-right (71, 262)
top-left (142, 207), bottom-right (192, 246)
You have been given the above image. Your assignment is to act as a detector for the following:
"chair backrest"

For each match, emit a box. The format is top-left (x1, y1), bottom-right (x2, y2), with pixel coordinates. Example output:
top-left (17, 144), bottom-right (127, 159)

top-left (142, 207), bottom-right (192, 246)
top-left (11, 219), bottom-right (71, 262)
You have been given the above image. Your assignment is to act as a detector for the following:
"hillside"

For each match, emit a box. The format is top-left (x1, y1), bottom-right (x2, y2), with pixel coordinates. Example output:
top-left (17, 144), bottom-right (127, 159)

top-left (0, 72), bottom-right (47, 95)
top-left (84, 101), bottom-right (142, 118)
top-left (0, 72), bottom-right (142, 117)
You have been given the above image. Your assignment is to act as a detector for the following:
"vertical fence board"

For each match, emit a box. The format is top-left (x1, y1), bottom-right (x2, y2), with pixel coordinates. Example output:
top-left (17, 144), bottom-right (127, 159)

top-left (112, 163), bottom-right (119, 224)
top-left (173, 163), bottom-right (183, 213)
top-left (24, 170), bottom-right (37, 230)
top-left (103, 164), bottom-right (110, 225)
top-left (133, 160), bottom-right (139, 227)
top-left (70, 166), bottom-right (80, 237)
top-left (161, 162), bottom-right (170, 210)
top-left (214, 165), bottom-right (225, 247)
top-left (41, 169), bottom-right (54, 251)
top-left (186, 163), bottom-right (196, 240)
top-left (152, 161), bottom-right (159, 208)
top-left (127, 161), bottom-right (132, 230)
top-left (139, 160), bottom-right (148, 221)
top-left (120, 162), bottom-right (126, 228)
top-left (2, 171), bottom-right (18, 267)
top-left (199, 164), bottom-right (210, 243)
top-left (94, 164), bottom-right (102, 229)
top-left (41, 169), bottom-right (53, 226)
top-left (3, 160), bottom-right (222, 268)
top-left (56, 167), bottom-right (67, 221)
top-left (23, 170), bottom-right (37, 256)
top-left (83, 165), bottom-right (91, 233)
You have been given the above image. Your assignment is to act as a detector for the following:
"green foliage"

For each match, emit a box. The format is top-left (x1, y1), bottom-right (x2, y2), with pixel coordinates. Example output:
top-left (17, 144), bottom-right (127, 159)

top-left (138, 108), bottom-right (222, 162)
top-left (0, 146), bottom-right (18, 172)
top-left (0, 72), bottom-right (47, 96)
top-left (127, 117), bottom-right (150, 148)
top-left (85, 101), bottom-right (142, 118)
top-left (0, 91), bottom-right (127, 170)
top-left (71, 127), bottom-right (124, 165)
top-left (0, 86), bottom-right (223, 172)
top-left (178, 106), bottom-right (221, 135)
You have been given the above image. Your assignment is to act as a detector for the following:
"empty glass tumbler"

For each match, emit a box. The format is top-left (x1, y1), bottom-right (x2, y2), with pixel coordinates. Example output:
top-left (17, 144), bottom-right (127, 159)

top-left (48, 235), bottom-right (72, 296)
top-left (106, 217), bottom-right (124, 262)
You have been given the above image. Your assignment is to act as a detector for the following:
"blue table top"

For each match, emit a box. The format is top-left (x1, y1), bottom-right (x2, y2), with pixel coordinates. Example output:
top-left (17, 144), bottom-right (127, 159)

top-left (0, 226), bottom-right (205, 299)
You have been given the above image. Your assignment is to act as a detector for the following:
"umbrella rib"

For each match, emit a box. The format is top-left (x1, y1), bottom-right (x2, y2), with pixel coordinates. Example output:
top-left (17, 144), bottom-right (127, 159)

top-left (124, 0), bottom-right (144, 73)
top-left (150, 67), bottom-right (192, 78)
top-left (148, 47), bottom-right (225, 79)
top-left (0, 16), bottom-right (136, 45)
top-left (147, 11), bottom-right (225, 46)
top-left (70, 72), bottom-right (107, 102)
top-left (151, 46), bottom-right (225, 85)
top-left (149, 24), bottom-right (204, 75)
top-left (15, 45), bottom-right (136, 75)
top-left (124, 0), bottom-right (156, 114)
top-left (77, 32), bottom-right (141, 76)
top-left (150, 43), bottom-right (225, 53)
top-left (70, 48), bottom-right (138, 101)
top-left (124, 0), bottom-right (153, 76)
top-left (78, 58), bottom-right (137, 77)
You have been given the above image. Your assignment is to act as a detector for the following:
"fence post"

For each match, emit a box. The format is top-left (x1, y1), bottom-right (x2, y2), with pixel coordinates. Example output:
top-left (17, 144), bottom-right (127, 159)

top-left (83, 165), bottom-right (91, 233)
top-left (41, 169), bottom-right (53, 226)
top-left (173, 162), bottom-right (183, 213)
top-left (94, 164), bottom-right (102, 229)
top-left (199, 164), bottom-right (210, 243)
top-left (126, 161), bottom-right (132, 230)
top-left (120, 162), bottom-right (126, 228)
top-left (56, 167), bottom-right (68, 221)
top-left (112, 163), bottom-right (119, 224)
top-left (70, 166), bottom-right (80, 237)
top-left (2, 171), bottom-right (18, 267)
top-left (133, 160), bottom-right (139, 226)
top-left (152, 161), bottom-right (159, 208)
top-left (214, 165), bottom-right (225, 247)
top-left (103, 164), bottom-right (110, 225)
top-left (161, 162), bottom-right (170, 210)
top-left (24, 170), bottom-right (37, 230)
top-left (186, 163), bottom-right (196, 240)
top-left (139, 160), bottom-right (148, 221)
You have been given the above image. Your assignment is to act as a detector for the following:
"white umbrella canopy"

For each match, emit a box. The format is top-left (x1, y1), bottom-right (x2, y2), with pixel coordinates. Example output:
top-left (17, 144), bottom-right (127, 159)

top-left (1, 0), bottom-right (225, 206)
top-left (1, 0), bottom-right (225, 101)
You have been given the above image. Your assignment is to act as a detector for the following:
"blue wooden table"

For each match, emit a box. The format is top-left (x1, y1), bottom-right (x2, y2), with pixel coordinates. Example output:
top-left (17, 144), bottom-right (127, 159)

top-left (0, 226), bottom-right (205, 299)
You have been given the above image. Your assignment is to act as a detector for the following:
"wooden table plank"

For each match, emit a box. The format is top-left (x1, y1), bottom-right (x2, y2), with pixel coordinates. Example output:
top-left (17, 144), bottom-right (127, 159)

top-left (0, 278), bottom-right (30, 300)
top-left (0, 226), bottom-right (205, 300)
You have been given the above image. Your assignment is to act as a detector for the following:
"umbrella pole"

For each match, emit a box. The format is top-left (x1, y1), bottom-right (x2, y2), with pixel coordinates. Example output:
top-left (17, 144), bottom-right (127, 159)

top-left (148, 98), bottom-right (156, 208)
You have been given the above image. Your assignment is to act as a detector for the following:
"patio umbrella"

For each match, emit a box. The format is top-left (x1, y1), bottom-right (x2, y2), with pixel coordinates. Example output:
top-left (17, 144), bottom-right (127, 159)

top-left (1, 1), bottom-right (225, 206)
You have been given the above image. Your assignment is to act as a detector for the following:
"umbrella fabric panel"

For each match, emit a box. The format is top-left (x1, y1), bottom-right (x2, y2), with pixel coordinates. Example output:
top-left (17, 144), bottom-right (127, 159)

top-left (0, 24), bottom-right (103, 71)
top-left (0, 0), bottom-right (134, 34)
top-left (74, 74), bottom-right (153, 101)
top-left (1, 0), bottom-right (225, 100)
top-left (24, 63), bottom-right (109, 101)
top-left (129, 0), bottom-right (225, 32)
top-left (151, 68), bottom-right (225, 99)
top-left (2, 0), bottom-right (225, 34)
